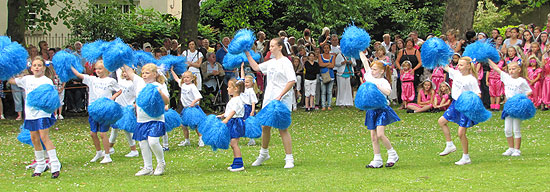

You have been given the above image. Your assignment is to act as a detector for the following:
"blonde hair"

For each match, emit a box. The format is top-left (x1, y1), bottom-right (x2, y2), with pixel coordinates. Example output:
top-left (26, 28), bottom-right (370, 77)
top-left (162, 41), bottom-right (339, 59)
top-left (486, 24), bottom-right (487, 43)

top-left (181, 71), bottom-right (197, 86)
top-left (401, 60), bottom-right (412, 69)
top-left (142, 64), bottom-right (165, 84)
top-left (508, 61), bottom-right (527, 79)
top-left (459, 56), bottom-right (478, 75)
top-left (30, 56), bottom-right (54, 79)
top-left (438, 82), bottom-right (451, 95)
top-left (245, 75), bottom-right (259, 93)
top-left (228, 78), bottom-right (245, 95)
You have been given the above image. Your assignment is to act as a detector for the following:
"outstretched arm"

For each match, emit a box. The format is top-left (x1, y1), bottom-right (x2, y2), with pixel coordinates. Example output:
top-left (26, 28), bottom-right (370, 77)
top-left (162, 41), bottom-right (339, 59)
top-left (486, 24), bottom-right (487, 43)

top-left (170, 68), bottom-right (181, 84)
top-left (71, 66), bottom-right (85, 79)
top-left (487, 59), bottom-right (503, 74)
top-left (245, 51), bottom-right (260, 71)
top-left (359, 51), bottom-right (371, 72)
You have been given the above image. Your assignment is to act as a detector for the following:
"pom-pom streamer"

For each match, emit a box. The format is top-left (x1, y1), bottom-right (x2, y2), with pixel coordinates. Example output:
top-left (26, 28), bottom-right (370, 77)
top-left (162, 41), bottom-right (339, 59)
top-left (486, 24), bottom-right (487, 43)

top-left (462, 41), bottom-right (500, 63)
top-left (52, 50), bottom-right (85, 82)
top-left (420, 37), bottom-right (454, 69)
top-left (81, 40), bottom-right (107, 64)
top-left (340, 25), bottom-right (371, 59)
top-left (103, 38), bottom-right (135, 72)
top-left (244, 116), bottom-right (262, 138)
top-left (88, 97), bottom-right (123, 126)
top-left (136, 84), bottom-right (165, 118)
top-left (198, 115), bottom-right (231, 151)
top-left (455, 91), bottom-right (492, 123)
top-left (164, 109), bottom-right (182, 132)
top-left (256, 100), bottom-right (292, 129)
top-left (133, 50), bottom-right (157, 67)
top-left (114, 105), bottom-right (137, 133)
top-left (503, 94), bottom-right (536, 120)
top-left (158, 55), bottom-right (187, 75)
top-left (27, 84), bottom-right (60, 114)
top-left (228, 29), bottom-right (256, 54)
top-left (354, 82), bottom-right (387, 110)
top-left (0, 36), bottom-right (29, 80)
top-left (181, 106), bottom-right (206, 130)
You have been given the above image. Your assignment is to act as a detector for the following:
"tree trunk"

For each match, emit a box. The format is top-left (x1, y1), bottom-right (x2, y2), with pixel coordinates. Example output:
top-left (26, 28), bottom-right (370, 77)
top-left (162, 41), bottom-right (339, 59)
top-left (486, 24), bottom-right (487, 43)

top-left (441, 0), bottom-right (477, 40)
top-left (180, 0), bottom-right (200, 49)
top-left (6, 0), bottom-right (27, 44)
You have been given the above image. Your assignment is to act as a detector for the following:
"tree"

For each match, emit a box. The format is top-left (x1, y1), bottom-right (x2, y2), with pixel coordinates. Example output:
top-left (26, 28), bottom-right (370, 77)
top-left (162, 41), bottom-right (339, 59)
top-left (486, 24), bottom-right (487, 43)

top-left (6, 0), bottom-right (26, 44)
top-left (441, 0), bottom-right (478, 39)
top-left (180, 0), bottom-right (200, 48)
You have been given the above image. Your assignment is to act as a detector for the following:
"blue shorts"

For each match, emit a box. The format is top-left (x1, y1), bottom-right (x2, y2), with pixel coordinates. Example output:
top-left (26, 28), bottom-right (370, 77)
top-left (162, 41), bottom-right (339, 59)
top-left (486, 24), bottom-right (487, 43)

top-left (89, 116), bottom-right (110, 133)
top-left (243, 104), bottom-right (255, 120)
top-left (443, 101), bottom-right (476, 128)
top-left (133, 121), bottom-right (165, 141)
top-left (227, 118), bottom-right (245, 139)
top-left (24, 114), bottom-right (56, 131)
top-left (364, 105), bottom-right (400, 130)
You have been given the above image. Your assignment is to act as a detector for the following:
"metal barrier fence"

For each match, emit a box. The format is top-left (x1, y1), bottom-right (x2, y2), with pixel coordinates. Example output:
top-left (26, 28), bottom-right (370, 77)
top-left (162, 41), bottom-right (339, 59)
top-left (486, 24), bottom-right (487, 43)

top-left (25, 33), bottom-right (74, 48)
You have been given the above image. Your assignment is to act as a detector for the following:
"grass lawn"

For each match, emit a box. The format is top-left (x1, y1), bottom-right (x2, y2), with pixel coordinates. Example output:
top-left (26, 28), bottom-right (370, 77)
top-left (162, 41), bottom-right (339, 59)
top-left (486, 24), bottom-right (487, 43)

top-left (1, 107), bottom-right (549, 191)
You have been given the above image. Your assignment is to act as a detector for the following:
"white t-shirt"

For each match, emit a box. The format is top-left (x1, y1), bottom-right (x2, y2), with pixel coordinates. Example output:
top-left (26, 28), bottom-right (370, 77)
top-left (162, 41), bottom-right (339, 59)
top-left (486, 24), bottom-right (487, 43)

top-left (182, 50), bottom-right (203, 73)
top-left (15, 75), bottom-right (54, 120)
top-left (224, 96), bottom-right (244, 118)
top-left (179, 82), bottom-right (202, 107)
top-left (83, 75), bottom-right (121, 104)
top-left (500, 72), bottom-right (531, 99)
top-left (448, 68), bottom-right (481, 100)
top-left (132, 76), bottom-right (169, 123)
top-left (362, 68), bottom-right (391, 105)
top-left (240, 87), bottom-right (258, 105)
top-left (259, 56), bottom-right (297, 110)
top-left (115, 68), bottom-right (136, 106)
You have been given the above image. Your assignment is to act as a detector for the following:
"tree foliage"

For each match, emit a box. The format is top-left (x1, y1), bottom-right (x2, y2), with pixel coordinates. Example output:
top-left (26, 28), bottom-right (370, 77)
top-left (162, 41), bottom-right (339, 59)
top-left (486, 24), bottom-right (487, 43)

top-left (473, 0), bottom-right (511, 33)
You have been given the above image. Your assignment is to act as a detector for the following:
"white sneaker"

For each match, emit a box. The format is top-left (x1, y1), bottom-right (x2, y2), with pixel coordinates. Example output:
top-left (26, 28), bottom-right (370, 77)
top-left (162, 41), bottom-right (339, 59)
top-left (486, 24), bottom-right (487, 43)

top-left (454, 158), bottom-right (471, 165)
top-left (439, 145), bottom-right (457, 156)
top-left (284, 157), bottom-right (294, 169)
top-left (109, 148), bottom-right (115, 154)
top-left (366, 159), bottom-right (383, 168)
top-left (153, 163), bottom-right (165, 176)
top-left (0, 115), bottom-right (5, 119)
top-left (386, 152), bottom-right (399, 167)
top-left (228, 166), bottom-right (245, 172)
top-left (177, 140), bottom-right (191, 146)
top-left (125, 150), bottom-right (139, 157)
top-left (58, 114), bottom-right (64, 120)
top-left (135, 168), bottom-right (153, 176)
top-left (247, 139), bottom-right (256, 146)
top-left (511, 149), bottom-right (521, 156)
top-left (198, 139), bottom-right (205, 147)
top-left (90, 152), bottom-right (104, 162)
top-left (502, 148), bottom-right (514, 156)
top-left (251, 154), bottom-right (270, 166)
top-left (100, 156), bottom-right (112, 164)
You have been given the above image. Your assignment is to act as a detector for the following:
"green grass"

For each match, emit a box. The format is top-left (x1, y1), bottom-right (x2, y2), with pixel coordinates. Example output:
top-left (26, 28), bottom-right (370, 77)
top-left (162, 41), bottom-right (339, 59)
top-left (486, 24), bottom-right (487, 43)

top-left (1, 107), bottom-right (550, 191)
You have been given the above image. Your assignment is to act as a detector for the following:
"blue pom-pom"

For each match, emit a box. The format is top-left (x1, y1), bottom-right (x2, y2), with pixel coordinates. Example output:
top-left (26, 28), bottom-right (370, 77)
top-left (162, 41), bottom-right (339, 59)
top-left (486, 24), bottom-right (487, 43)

top-left (52, 50), bottom-right (84, 82)
top-left (503, 94), bottom-right (536, 120)
top-left (27, 84), bottom-right (60, 113)
top-left (354, 82), bottom-right (387, 110)
top-left (164, 109), bottom-right (182, 132)
top-left (0, 36), bottom-right (29, 80)
top-left (181, 106), bottom-right (206, 130)
top-left (157, 55), bottom-right (187, 75)
top-left (244, 116), bottom-right (262, 138)
top-left (455, 91), bottom-right (492, 123)
top-left (197, 115), bottom-right (230, 151)
top-left (17, 126), bottom-right (33, 146)
top-left (420, 37), bottom-right (454, 69)
top-left (222, 52), bottom-right (245, 70)
top-left (88, 97), bottom-right (123, 126)
top-left (136, 84), bottom-right (165, 118)
top-left (81, 40), bottom-right (108, 64)
top-left (103, 38), bottom-right (134, 72)
top-left (256, 100), bottom-right (292, 129)
top-left (463, 41), bottom-right (500, 63)
top-left (228, 29), bottom-right (256, 54)
top-left (340, 25), bottom-right (371, 59)
top-left (114, 105), bottom-right (137, 133)
top-left (133, 50), bottom-right (157, 67)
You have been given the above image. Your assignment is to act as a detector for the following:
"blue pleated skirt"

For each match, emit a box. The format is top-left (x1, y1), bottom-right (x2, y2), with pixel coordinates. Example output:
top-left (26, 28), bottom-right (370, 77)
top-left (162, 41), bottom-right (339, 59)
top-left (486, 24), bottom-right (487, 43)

top-left (243, 104), bottom-right (255, 120)
top-left (24, 114), bottom-right (56, 131)
top-left (364, 105), bottom-right (400, 130)
top-left (227, 118), bottom-right (245, 139)
top-left (133, 121), bottom-right (166, 141)
top-left (443, 101), bottom-right (476, 128)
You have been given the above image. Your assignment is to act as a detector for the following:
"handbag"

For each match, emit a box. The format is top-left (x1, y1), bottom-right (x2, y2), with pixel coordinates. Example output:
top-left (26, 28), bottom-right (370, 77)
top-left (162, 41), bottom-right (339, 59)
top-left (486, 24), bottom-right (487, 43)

top-left (321, 70), bottom-right (331, 84)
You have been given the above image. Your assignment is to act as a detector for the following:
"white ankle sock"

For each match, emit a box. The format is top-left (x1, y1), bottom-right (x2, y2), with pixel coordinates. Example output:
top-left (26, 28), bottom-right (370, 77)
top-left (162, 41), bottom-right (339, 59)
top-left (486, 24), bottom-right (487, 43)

top-left (462, 153), bottom-right (469, 159)
top-left (446, 141), bottom-right (454, 147)
top-left (285, 154), bottom-right (293, 160)
top-left (260, 148), bottom-right (269, 155)
top-left (47, 149), bottom-right (61, 172)
top-left (373, 154), bottom-right (382, 161)
top-left (34, 150), bottom-right (46, 173)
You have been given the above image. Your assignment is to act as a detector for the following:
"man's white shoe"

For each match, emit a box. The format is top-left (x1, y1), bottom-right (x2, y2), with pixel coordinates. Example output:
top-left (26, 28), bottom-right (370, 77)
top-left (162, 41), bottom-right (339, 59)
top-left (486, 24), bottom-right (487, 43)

top-left (454, 158), bottom-right (471, 165)
top-left (154, 163), bottom-right (165, 176)
top-left (439, 145), bottom-right (457, 156)
top-left (135, 168), bottom-right (153, 176)
top-left (100, 156), bottom-right (112, 164)
top-left (511, 149), bottom-right (521, 156)
top-left (90, 152), bottom-right (104, 162)
top-left (502, 148), bottom-right (514, 156)
top-left (251, 154), bottom-right (270, 166)
top-left (125, 150), bottom-right (139, 157)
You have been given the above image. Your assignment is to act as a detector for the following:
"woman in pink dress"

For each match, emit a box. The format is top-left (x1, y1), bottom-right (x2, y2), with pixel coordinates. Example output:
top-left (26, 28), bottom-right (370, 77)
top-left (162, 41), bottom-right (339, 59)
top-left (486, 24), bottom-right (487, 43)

top-left (542, 56), bottom-right (550, 111)
top-left (406, 80), bottom-right (434, 113)
top-left (487, 60), bottom-right (505, 111)
top-left (431, 66), bottom-right (446, 92)
top-left (400, 61), bottom-right (415, 109)
top-left (526, 56), bottom-right (543, 107)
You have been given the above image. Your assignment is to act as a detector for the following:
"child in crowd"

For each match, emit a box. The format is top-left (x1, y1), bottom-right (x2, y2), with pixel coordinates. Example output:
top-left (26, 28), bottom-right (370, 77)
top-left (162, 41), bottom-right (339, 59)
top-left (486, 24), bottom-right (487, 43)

top-left (487, 57), bottom-right (506, 111)
top-left (433, 82), bottom-right (451, 112)
top-left (488, 59), bottom-right (531, 157)
top-left (53, 74), bottom-right (65, 119)
top-left (109, 68), bottom-right (139, 158)
top-left (438, 56), bottom-right (480, 165)
top-left (400, 61), bottom-right (415, 109)
top-left (431, 66), bottom-right (446, 92)
top-left (406, 80), bottom-right (434, 113)
top-left (542, 55), bottom-right (550, 111)
top-left (170, 70), bottom-right (204, 147)
top-left (217, 79), bottom-right (246, 171)
top-left (125, 64), bottom-right (170, 176)
top-left (304, 52), bottom-right (320, 111)
top-left (526, 56), bottom-right (543, 108)
top-left (71, 60), bottom-right (122, 164)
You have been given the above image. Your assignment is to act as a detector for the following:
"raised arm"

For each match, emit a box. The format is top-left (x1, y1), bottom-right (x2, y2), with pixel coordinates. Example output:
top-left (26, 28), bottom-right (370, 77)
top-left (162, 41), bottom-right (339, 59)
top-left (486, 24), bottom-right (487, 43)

top-left (245, 51), bottom-right (260, 71)
top-left (487, 59), bottom-right (503, 74)
top-left (359, 51), bottom-right (371, 72)
top-left (170, 68), bottom-right (181, 84)
top-left (71, 66), bottom-right (85, 79)
top-left (240, 62), bottom-right (245, 78)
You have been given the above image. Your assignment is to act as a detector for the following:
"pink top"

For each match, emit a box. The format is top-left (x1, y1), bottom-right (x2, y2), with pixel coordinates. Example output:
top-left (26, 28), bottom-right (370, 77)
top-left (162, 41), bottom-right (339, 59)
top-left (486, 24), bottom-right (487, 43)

top-left (418, 89), bottom-right (432, 103)
top-left (544, 58), bottom-right (550, 77)
top-left (401, 70), bottom-right (414, 82)
top-left (528, 66), bottom-right (543, 80)
top-left (431, 67), bottom-right (445, 78)
top-left (490, 61), bottom-right (506, 80)
top-left (435, 93), bottom-right (451, 109)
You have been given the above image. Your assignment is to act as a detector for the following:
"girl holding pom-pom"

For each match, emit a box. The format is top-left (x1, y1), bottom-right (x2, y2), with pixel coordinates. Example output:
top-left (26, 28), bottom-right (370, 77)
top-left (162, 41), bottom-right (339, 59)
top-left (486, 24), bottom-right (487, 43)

top-left (8, 56), bottom-right (62, 178)
top-left (71, 60), bottom-right (122, 164)
top-left (438, 57), bottom-right (480, 165)
top-left (240, 65), bottom-right (259, 146)
top-left (170, 70), bottom-right (204, 147)
top-left (109, 68), bottom-right (139, 158)
top-left (124, 64), bottom-right (170, 176)
top-left (399, 61), bottom-right (415, 109)
top-left (488, 59), bottom-right (531, 156)
top-left (359, 51), bottom-right (400, 168)
top-left (244, 37), bottom-right (296, 169)
top-left (217, 78), bottom-right (246, 171)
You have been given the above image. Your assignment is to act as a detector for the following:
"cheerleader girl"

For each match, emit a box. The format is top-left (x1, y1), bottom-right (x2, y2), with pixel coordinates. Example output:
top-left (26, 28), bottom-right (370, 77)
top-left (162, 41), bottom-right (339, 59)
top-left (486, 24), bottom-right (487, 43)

top-left (170, 70), bottom-right (204, 147)
top-left (487, 58), bottom-right (506, 111)
top-left (240, 67), bottom-right (259, 146)
top-left (359, 51), bottom-right (400, 168)
top-left (245, 37), bottom-right (296, 169)
top-left (400, 61), bottom-right (415, 109)
top-left (124, 64), bottom-right (170, 176)
top-left (488, 59), bottom-right (531, 156)
top-left (71, 60), bottom-right (122, 164)
top-left (217, 78), bottom-right (246, 171)
top-left (8, 56), bottom-right (62, 178)
top-left (526, 56), bottom-right (543, 108)
top-left (109, 68), bottom-right (139, 158)
top-left (438, 56), bottom-right (480, 165)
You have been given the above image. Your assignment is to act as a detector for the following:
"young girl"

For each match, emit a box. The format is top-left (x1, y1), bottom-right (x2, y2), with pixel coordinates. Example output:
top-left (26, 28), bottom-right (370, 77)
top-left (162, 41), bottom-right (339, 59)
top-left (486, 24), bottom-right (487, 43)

top-left (438, 56), bottom-right (481, 165)
top-left (400, 61), bottom-right (415, 109)
top-left (9, 56), bottom-right (61, 178)
top-left (170, 70), bottom-right (204, 147)
top-left (487, 58), bottom-right (506, 111)
top-left (359, 51), bottom-right (400, 168)
top-left (542, 55), bottom-right (550, 111)
top-left (53, 74), bottom-right (65, 119)
top-left (431, 66), bottom-right (446, 91)
top-left (522, 30), bottom-right (534, 55)
top-left (526, 56), bottom-right (543, 108)
top-left (319, 43), bottom-right (335, 111)
top-left (406, 80), bottom-right (434, 113)
top-left (109, 68), bottom-right (139, 158)
top-left (433, 82), bottom-right (451, 112)
top-left (488, 59), bottom-right (531, 157)
top-left (304, 52), bottom-right (320, 111)
top-left (245, 37), bottom-right (296, 169)
top-left (240, 70), bottom-right (259, 146)
top-left (124, 64), bottom-right (170, 176)
top-left (218, 79), bottom-right (246, 171)
top-left (292, 56), bottom-right (304, 111)
top-left (71, 60), bottom-right (122, 164)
